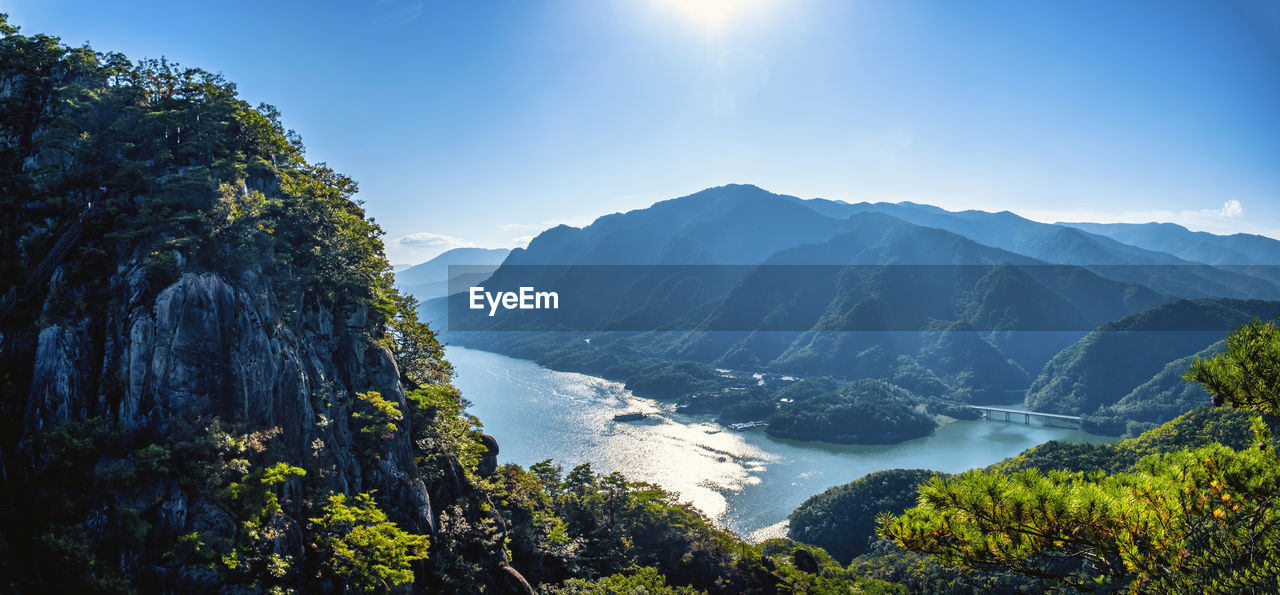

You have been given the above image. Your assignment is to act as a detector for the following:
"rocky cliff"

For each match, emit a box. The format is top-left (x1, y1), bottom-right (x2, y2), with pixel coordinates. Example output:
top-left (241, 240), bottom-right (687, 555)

top-left (0, 22), bottom-right (519, 591)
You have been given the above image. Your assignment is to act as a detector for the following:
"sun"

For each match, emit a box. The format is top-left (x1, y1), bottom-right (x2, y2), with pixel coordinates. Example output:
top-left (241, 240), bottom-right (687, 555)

top-left (653, 0), bottom-right (768, 32)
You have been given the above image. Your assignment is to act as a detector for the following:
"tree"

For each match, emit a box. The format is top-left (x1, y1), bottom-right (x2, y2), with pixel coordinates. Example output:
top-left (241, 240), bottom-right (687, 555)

top-left (1185, 317), bottom-right (1280, 416)
top-left (0, 13), bottom-right (18, 36)
top-left (352, 391), bottom-right (402, 438)
top-left (789, 469), bottom-right (943, 562)
top-left (310, 492), bottom-right (430, 592)
top-left (551, 565), bottom-right (706, 594)
top-left (880, 318), bottom-right (1280, 593)
top-left (387, 292), bottom-right (452, 387)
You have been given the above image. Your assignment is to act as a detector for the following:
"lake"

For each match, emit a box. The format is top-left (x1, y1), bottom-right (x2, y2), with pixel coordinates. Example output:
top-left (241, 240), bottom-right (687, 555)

top-left (448, 345), bottom-right (1116, 540)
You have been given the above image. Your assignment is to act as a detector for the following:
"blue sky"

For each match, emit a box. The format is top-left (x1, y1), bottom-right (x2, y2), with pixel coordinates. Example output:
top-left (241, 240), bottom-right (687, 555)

top-left (9, 0), bottom-right (1280, 263)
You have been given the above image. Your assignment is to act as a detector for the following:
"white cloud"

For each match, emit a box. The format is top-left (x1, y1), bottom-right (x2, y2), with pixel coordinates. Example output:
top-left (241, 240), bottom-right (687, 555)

top-left (510, 235), bottom-right (535, 248)
top-left (387, 232), bottom-right (476, 265)
top-left (395, 232), bottom-right (474, 250)
top-left (1216, 199), bottom-right (1243, 218)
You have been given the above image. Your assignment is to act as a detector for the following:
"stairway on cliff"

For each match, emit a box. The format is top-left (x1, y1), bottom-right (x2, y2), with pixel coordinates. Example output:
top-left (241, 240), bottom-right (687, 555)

top-left (0, 208), bottom-right (88, 322)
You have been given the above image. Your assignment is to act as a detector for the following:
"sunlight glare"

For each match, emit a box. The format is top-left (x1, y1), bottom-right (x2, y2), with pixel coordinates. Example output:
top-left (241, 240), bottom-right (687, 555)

top-left (654, 0), bottom-right (769, 32)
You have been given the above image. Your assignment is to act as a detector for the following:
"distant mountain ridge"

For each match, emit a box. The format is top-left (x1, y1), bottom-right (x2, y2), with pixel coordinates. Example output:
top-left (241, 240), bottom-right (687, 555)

top-left (781, 197), bottom-right (1280, 300)
top-left (1059, 221), bottom-right (1280, 266)
top-left (506, 184), bottom-right (848, 266)
top-left (409, 184), bottom-right (1280, 436)
top-left (432, 186), bottom-right (1174, 402)
top-left (395, 247), bottom-right (510, 300)
top-left (786, 198), bottom-right (1192, 266)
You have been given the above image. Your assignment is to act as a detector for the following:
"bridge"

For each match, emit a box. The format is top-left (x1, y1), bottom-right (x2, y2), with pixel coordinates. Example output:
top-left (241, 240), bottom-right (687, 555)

top-left (968, 405), bottom-right (1083, 429)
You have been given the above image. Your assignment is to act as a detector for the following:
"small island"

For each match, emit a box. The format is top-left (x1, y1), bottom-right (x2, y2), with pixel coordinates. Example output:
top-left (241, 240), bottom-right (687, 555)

top-left (612, 411), bottom-right (647, 422)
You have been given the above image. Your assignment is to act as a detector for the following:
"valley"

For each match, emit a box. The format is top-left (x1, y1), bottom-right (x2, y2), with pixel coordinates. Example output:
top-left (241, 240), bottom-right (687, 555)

top-left (446, 345), bottom-right (1114, 538)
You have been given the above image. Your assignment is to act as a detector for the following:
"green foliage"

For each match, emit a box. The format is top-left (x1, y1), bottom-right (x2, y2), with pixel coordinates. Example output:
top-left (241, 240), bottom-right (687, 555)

top-left (490, 461), bottom-right (741, 590)
top-left (890, 355), bottom-right (950, 397)
top-left (386, 292), bottom-right (453, 386)
top-left (13, 417), bottom-right (309, 591)
top-left (1102, 341), bottom-right (1224, 425)
top-left (624, 361), bottom-right (723, 400)
top-left (1186, 317), bottom-right (1280, 416)
top-left (0, 18), bottom-right (472, 594)
top-left (1025, 299), bottom-right (1279, 417)
top-left (310, 492), bottom-right (430, 592)
top-left (0, 13), bottom-right (18, 36)
top-left (882, 319), bottom-right (1280, 593)
top-left (487, 461), bottom-right (908, 594)
top-left (0, 19), bottom-right (418, 333)
top-left (768, 379), bottom-right (936, 444)
top-left (883, 440), bottom-right (1280, 592)
top-left (546, 565), bottom-right (706, 594)
top-left (789, 469), bottom-right (944, 562)
top-left (848, 540), bottom-right (1046, 594)
top-left (406, 383), bottom-right (485, 481)
top-left (352, 390), bottom-right (402, 442)
top-left (992, 406), bottom-right (1262, 476)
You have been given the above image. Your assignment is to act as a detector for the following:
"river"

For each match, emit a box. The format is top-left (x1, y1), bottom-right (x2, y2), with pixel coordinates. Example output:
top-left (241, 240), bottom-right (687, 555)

top-left (448, 345), bottom-right (1115, 540)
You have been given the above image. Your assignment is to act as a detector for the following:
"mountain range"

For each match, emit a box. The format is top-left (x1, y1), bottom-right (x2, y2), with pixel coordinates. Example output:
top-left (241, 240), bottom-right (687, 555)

top-left (411, 184), bottom-right (1280, 431)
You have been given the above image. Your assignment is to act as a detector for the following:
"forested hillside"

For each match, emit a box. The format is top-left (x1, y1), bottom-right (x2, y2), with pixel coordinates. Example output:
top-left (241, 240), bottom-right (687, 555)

top-left (0, 18), bottom-right (925, 593)
top-left (881, 317), bottom-right (1280, 592)
top-left (1024, 299), bottom-right (1280, 421)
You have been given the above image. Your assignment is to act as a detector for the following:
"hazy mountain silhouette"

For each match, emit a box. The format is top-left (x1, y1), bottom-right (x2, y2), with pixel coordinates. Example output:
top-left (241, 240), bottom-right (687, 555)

top-left (411, 184), bottom-right (1280, 425)
top-left (395, 247), bottom-right (510, 300)
top-left (1061, 221), bottom-right (1280, 266)
top-left (781, 198), bottom-right (1280, 300)
top-left (506, 184), bottom-right (847, 266)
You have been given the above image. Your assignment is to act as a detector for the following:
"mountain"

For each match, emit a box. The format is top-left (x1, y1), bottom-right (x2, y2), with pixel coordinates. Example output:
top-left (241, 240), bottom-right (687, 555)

top-left (1060, 221), bottom-right (1280, 266)
top-left (706, 214), bottom-right (1163, 382)
top-left (435, 184), bottom-right (1280, 433)
top-left (791, 199), bottom-right (1188, 265)
top-left (783, 199), bottom-right (1280, 300)
top-left (1024, 299), bottom-right (1280, 416)
top-left (505, 184), bottom-right (848, 266)
top-left (396, 246), bottom-right (509, 300)
top-left (453, 209), bottom-right (1165, 336)
top-left (1105, 341), bottom-right (1225, 426)
top-left (444, 206), bottom-right (1169, 405)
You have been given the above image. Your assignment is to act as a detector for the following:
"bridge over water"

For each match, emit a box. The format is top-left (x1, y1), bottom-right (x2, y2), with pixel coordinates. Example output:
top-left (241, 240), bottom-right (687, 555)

top-left (968, 405), bottom-right (1083, 429)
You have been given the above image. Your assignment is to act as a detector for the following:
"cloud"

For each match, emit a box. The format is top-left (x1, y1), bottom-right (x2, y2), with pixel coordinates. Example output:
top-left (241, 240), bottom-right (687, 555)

top-left (386, 232), bottom-right (478, 266)
top-left (510, 235), bottom-right (535, 248)
top-left (1216, 199), bottom-right (1243, 218)
top-left (394, 232), bottom-right (474, 250)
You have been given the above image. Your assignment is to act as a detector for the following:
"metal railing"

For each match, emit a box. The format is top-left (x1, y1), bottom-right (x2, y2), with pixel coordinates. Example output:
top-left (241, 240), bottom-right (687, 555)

top-left (0, 210), bottom-right (87, 322)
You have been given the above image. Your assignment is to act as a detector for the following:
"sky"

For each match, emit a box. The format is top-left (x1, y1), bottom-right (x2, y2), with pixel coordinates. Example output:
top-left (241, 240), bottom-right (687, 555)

top-left (7, 0), bottom-right (1280, 264)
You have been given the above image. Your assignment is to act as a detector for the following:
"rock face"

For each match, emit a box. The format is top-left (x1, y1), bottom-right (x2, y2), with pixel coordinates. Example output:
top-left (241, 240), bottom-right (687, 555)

top-left (0, 34), bottom-right (510, 589)
top-left (479, 433), bottom-right (500, 477)
top-left (13, 260), bottom-right (438, 574)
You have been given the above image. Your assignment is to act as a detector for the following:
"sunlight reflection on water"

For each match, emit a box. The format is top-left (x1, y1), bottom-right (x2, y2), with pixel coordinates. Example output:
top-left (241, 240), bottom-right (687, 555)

top-left (450, 345), bottom-right (1115, 538)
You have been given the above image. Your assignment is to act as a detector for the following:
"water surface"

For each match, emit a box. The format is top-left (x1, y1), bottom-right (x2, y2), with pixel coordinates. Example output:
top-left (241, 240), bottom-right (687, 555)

top-left (449, 345), bottom-right (1115, 539)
